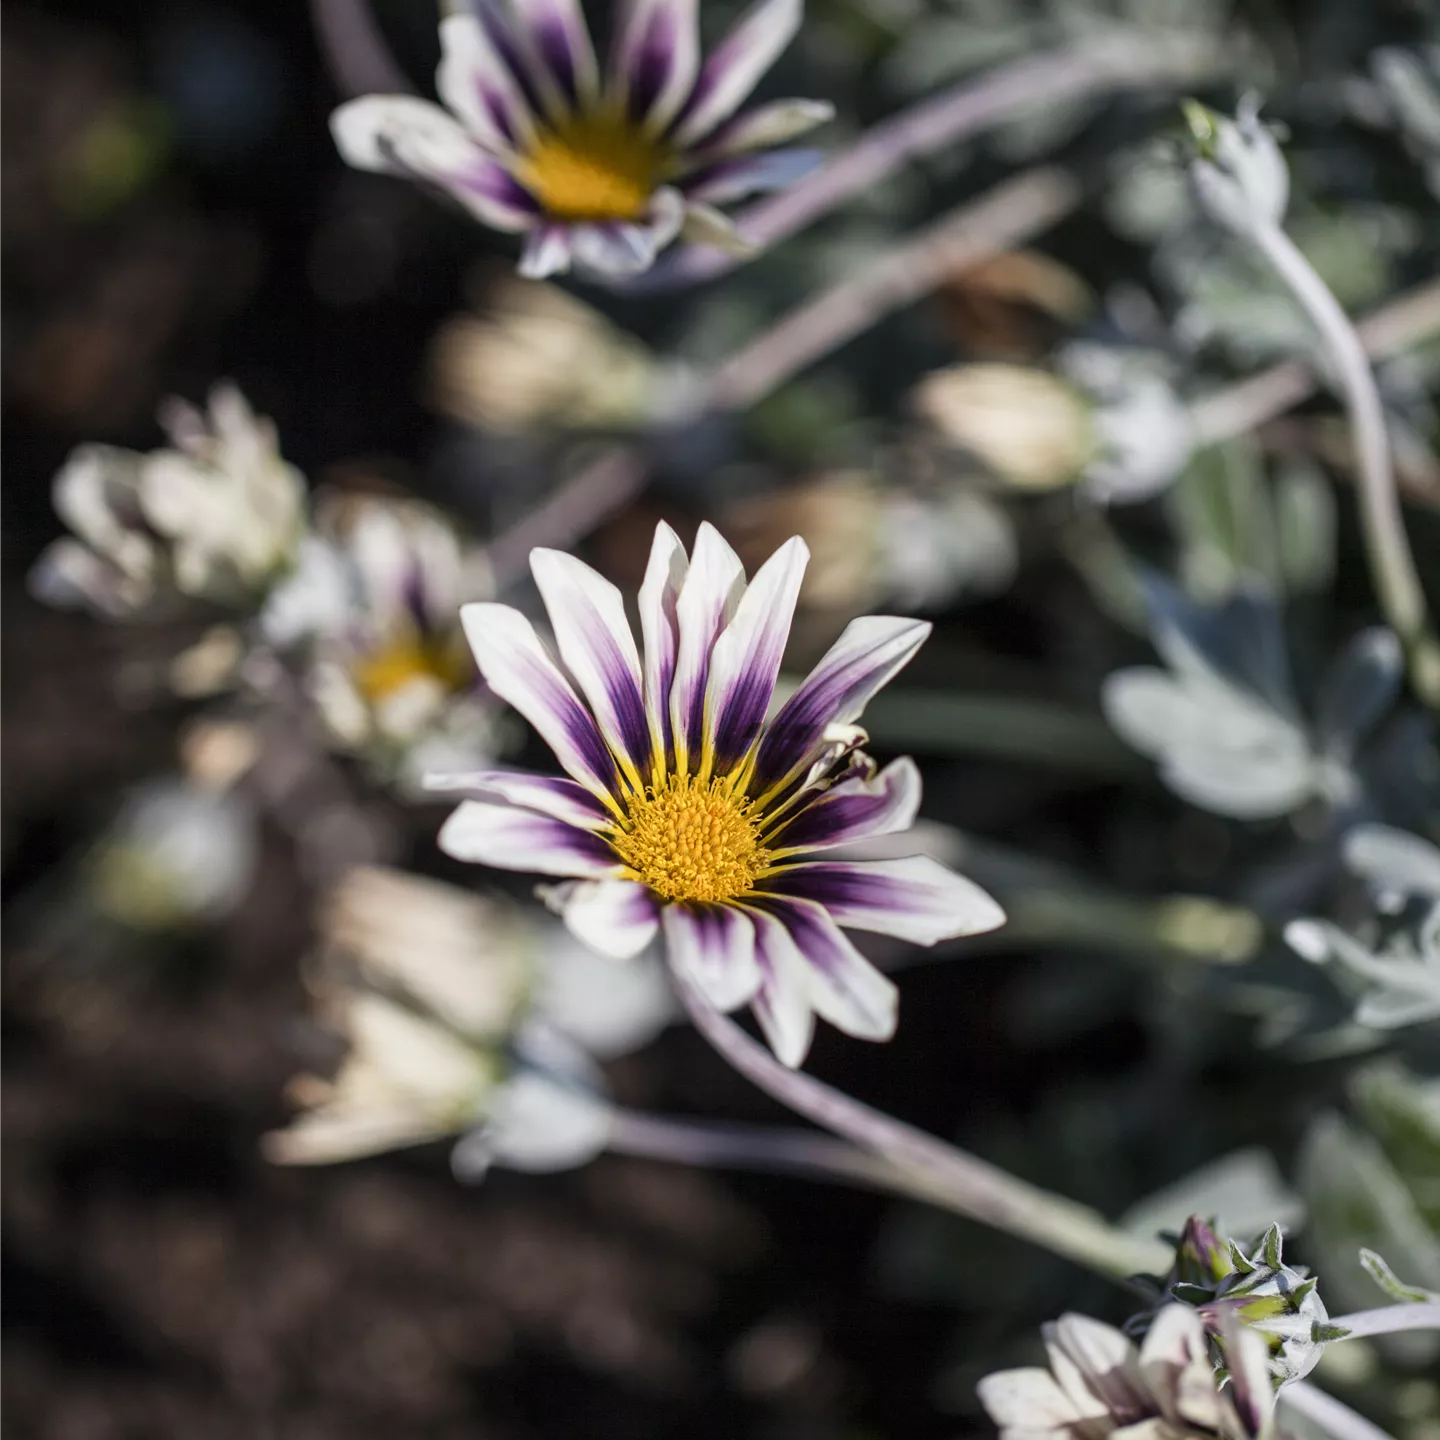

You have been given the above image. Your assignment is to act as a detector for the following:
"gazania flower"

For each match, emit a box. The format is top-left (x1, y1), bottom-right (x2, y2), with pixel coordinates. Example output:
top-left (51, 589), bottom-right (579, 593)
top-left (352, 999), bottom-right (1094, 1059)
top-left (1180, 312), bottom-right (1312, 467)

top-left (330, 0), bottom-right (833, 278)
top-left (433, 521), bottom-right (1004, 1067)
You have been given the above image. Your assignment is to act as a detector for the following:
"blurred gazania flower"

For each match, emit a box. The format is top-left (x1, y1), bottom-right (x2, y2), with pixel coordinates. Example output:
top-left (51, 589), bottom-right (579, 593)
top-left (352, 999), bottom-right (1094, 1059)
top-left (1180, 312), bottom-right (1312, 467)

top-left (1285, 825), bottom-right (1440, 1029)
top-left (428, 276), bottom-right (665, 433)
top-left (1102, 583), bottom-right (1401, 820)
top-left (978, 1304), bottom-right (1286, 1440)
top-left (259, 492), bottom-right (501, 782)
top-left (264, 866), bottom-right (673, 1170)
top-left (31, 384), bottom-right (306, 619)
top-left (330, 0), bottom-right (833, 278)
top-left (432, 521), bottom-right (1004, 1068)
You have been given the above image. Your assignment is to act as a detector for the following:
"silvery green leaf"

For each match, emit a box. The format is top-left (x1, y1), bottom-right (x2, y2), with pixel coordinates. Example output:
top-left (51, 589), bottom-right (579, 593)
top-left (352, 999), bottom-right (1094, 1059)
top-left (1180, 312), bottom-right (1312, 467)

top-left (1120, 1147), bottom-right (1305, 1241)
top-left (1344, 826), bottom-right (1440, 902)
top-left (1275, 462), bottom-right (1337, 596)
top-left (1360, 1248), bottom-right (1440, 1304)
top-left (1313, 630), bottom-right (1403, 758)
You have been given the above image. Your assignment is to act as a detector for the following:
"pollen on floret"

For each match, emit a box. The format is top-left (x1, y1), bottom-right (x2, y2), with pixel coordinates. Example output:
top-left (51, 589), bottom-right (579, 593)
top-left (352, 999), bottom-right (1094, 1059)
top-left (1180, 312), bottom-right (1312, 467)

top-left (515, 111), bottom-right (668, 222)
top-left (612, 773), bottom-right (770, 903)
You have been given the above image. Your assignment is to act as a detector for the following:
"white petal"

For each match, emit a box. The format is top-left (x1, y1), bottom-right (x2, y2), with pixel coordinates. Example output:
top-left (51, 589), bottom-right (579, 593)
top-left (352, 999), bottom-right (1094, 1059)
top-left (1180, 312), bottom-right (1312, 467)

top-left (768, 755), bottom-right (921, 855)
top-left (638, 521), bottom-right (689, 763)
top-left (690, 98), bottom-right (834, 158)
top-left (976, 1367), bottom-right (1086, 1430)
top-left (673, 0), bottom-right (803, 146)
top-left (680, 200), bottom-right (757, 254)
top-left (764, 856), bottom-right (1005, 945)
top-left (611, 0), bottom-right (700, 129)
top-left (519, 225), bottom-right (574, 277)
top-left (701, 535), bottom-right (808, 776)
top-left (558, 878), bottom-right (661, 959)
top-left (744, 906), bottom-right (817, 1067)
top-left (538, 932), bottom-right (675, 1055)
top-left (531, 548), bottom-right (650, 786)
top-left (661, 902), bottom-right (761, 1011)
top-left (485, 1069), bottom-right (612, 1172)
top-left (438, 799), bottom-right (623, 877)
top-left (460, 601), bottom-right (618, 798)
top-left (423, 768), bottom-right (611, 830)
top-left (436, 12), bottom-right (536, 155)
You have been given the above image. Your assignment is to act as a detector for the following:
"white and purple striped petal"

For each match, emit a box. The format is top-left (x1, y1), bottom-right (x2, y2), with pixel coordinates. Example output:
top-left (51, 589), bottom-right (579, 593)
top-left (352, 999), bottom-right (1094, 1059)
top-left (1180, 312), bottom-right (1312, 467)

top-left (438, 799), bottom-right (623, 877)
top-left (673, 0), bottom-right (803, 146)
top-left (754, 615), bottom-right (931, 796)
top-left (423, 768), bottom-right (611, 831)
top-left (523, 0), bottom-right (601, 107)
top-left (662, 902), bottom-right (761, 1011)
top-left (680, 149), bottom-right (823, 205)
top-left (568, 188), bottom-right (687, 276)
top-left (638, 521), bottom-right (688, 764)
top-left (612, 0), bottom-right (700, 130)
top-left (460, 602), bottom-right (618, 799)
top-left (531, 549), bottom-right (650, 788)
top-left (702, 535), bottom-right (808, 776)
top-left (748, 894), bottom-right (897, 1043)
top-left (518, 224), bottom-right (574, 278)
top-left (767, 756), bottom-right (921, 855)
top-left (556, 878), bottom-right (662, 958)
top-left (745, 905), bottom-right (816, 1067)
top-left (761, 856), bottom-right (1006, 945)
top-left (437, 13), bottom-right (536, 156)
top-left (669, 523), bottom-right (747, 774)
top-left (330, 96), bottom-right (540, 233)
top-left (689, 98), bottom-right (834, 159)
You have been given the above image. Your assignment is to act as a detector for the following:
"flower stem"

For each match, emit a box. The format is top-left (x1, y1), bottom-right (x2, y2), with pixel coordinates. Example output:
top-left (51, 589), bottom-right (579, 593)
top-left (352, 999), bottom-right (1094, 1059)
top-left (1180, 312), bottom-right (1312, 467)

top-left (667, 958), bottom-right (1171, 1284)
top-left (309, 0), bottom-right (414, 98)
top-left (1279, 1382), bottom-right (1397, 1440)
top-left (1328, 1302), bottom-right (1440, 1339)
top-left (1242, 219), bottom-right (1440, 707)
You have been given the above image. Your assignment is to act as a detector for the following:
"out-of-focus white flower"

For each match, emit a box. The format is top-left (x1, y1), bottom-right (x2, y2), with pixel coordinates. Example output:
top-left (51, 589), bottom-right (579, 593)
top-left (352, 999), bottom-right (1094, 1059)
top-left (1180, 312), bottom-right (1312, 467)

top-left (913, 353), bottom-right (1193, 504)
top-left (330, 0), bottom-right (832, 278)
top-left (32, 385), bottom-right (306, 619)
top-left (87, 779), bottom-right (258, 932)
top-left (1285, 826), bottom-right (1440, 1030)
top-left (259, 492), bottom-right (501, 780)
top-left (1103, 585), bottom-right (1401, 820)
top-left (428, 277), bottom-right (666, 434)
top-left (1185, 96), bottom-right (1290, 237)
top-left (264, 866), bottom-right (673, 1171)
top-left (978, 1304), bottom-right (1284, 1440)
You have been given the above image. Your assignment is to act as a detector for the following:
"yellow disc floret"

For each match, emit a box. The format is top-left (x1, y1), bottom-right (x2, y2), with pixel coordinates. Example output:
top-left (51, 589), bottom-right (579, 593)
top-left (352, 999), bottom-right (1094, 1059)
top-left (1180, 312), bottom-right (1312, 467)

top-left (353, 629), bottom-right (472, 706)
top-left (613, 774), bottom-right (770, 903)
top-left (516, 111), bottom-right (668, 222)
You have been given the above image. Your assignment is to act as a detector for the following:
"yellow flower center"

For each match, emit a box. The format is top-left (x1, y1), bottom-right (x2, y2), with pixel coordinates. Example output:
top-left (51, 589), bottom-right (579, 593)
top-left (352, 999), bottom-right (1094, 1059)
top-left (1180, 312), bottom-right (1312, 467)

top-left (612, 774), bottom-right (771, 903)
top-left (353, 631), bottom-right (471, 706)
top-left (516, 112), bottom-right (667, 222)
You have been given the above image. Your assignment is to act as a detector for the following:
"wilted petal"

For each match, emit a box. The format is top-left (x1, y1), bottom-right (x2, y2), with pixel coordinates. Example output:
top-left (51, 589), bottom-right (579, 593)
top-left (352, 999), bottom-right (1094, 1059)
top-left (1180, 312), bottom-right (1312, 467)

top-left (531, 548), bottom-right (650, 787)
top-left (638, 521), bottom-right (688, 762)
top-left (423, 769), bottom-right (611, 830)
top-left (673, 0), bottom-right (803, 145)
top-left (330, 96), bottom-right (539, 232)
top-left (768, 756), bottom-right (921, 855)
top-left (754, 615), bottom-right (930, 795)
top-left (558, 878), bottom-right (662, 959)
top-left (438, 799), bottom-right (623, 877)
top-left (661, 902), bottom-right (760, 1010)
top-left (750, 895), bottom-right (896, 1043)
top-left (670, 523), bottom-right (747, 773)
top-left (436, 12), bottom-right (536, 154)
top-left (681, 148), bottom-right (823, 204)
top-left (745, 905), bottom-right (816, 1067)
top-left (612, 0), bottom-right (700, 129)
top-left (763, 856), bottom-right (1005, 945)
top-left (703, 535), bottom-right (808, 775)
top-left (460, 602), bottom-right (618, 798)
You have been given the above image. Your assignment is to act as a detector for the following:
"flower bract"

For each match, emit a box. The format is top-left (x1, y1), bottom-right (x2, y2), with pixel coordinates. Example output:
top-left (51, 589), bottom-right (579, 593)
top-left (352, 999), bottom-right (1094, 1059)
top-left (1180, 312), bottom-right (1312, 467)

top-left (330, 0), bottom-right (834, 277)
top-left (433, 520), bottom-right (1004, 1067)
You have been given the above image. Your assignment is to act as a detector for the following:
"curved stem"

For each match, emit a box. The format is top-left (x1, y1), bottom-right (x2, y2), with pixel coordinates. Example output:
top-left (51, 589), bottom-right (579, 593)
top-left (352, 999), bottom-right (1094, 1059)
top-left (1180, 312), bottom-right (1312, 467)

top-left (1279, 1382), bottom-right (1396, 1440)
top-left (1244, 219), bottom-right (1440, 706)
top-left (1328, 1302), bottom-right (1440, 1339)
top-left (667, 958), bottom-right (1170, 1284)
top-left (309, 0), bottom-right (414, 98)
top-left (634, 33), bottom-right (1221, 291)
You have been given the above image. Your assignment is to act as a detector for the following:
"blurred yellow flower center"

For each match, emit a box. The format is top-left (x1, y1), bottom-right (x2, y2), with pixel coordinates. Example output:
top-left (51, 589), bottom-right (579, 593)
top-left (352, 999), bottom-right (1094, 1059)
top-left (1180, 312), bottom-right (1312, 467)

top-left (517, 113), bottom-right (666, 222)
top-left (353, 632), bottom-right (470, 706)
top-left (614, 774), bottom-right (770, 902)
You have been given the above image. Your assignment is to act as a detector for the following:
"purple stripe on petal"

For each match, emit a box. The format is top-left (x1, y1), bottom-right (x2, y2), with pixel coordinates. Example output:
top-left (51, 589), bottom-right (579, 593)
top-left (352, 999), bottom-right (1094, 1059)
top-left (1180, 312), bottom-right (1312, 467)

top-left (423, 769), bottom-right (611, 830)
top-left (438, 799), bottom-right (623, 877)
top-left (754, 615), bottom-right (930, 795)
top-left (627, 8), bottom-right (677, 119)
top-left (661, 902), bottom-right (760, 1011)
top-left (758, 856), bottom-right (1005, 946)
top-left (533, 13), bottom-right (579, 97)
top-left (474, 0), bottom-right (546, 114)
top-left (745, 894), bottom-right (896, 1042)
top-left (638, 522), bottom-right (688, 765)
top-left (767, 756), bottom-right (920, 854)
top-left (671, 0), bottom-right (801, 146)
